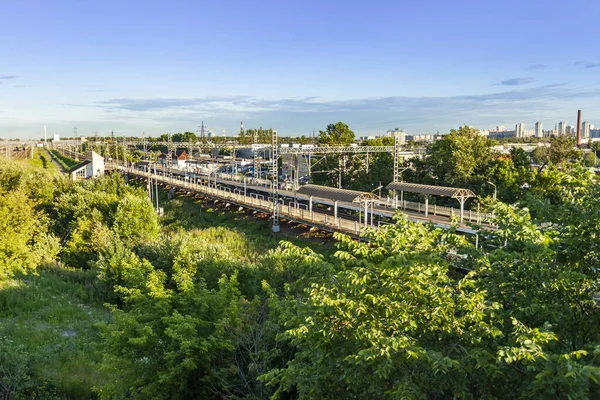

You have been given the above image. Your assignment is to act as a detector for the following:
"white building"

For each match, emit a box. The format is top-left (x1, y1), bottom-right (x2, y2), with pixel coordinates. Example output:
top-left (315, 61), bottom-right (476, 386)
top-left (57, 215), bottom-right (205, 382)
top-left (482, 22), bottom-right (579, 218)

top-left (582, 121), bottom-right (591, 139)
top-left (71, 151), bottom-right (104, 180)
top-left (535, 122), bottom-right (543, 138)
top-left (53, 134), bottom-right (60, 142)
top-left (515, 123), bottom-right (525, 138)
top-left (558, 121), bottom-right (566, 136)
top-left (387, 128), bottom-right (406, 145)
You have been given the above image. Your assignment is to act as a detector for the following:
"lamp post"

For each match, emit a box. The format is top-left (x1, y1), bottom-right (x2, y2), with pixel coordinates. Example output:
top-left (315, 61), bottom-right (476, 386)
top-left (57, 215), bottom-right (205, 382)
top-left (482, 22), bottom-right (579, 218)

top-left (486, 181), bottom-right (497, 202)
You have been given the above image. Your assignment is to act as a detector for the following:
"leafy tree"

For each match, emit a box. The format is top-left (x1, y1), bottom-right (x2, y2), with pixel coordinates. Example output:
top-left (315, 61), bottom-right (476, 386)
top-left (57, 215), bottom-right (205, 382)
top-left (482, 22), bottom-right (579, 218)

top-left (263, 209), bottom-right (600, 399)
top-left (425, 125), bottom-right (491, 185)
top-left (113, 195), bottom-right (159, 247)
top-left (532, 137), bottom-right (580, 171)
top-left (510, 146), bottom-right (530, 168)
top-left (317, 122), bottom-right (355, 145)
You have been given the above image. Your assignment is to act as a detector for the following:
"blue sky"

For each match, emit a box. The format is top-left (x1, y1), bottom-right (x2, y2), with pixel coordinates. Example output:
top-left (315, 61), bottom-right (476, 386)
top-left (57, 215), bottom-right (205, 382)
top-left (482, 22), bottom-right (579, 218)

top-left (1, 0), bottom-right (600, 139)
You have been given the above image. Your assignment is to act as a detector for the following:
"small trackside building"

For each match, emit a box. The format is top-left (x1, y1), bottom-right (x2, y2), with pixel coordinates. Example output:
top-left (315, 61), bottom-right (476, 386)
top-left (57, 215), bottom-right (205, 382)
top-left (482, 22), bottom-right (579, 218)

top-left (71, 150), bottom-right (104, 180)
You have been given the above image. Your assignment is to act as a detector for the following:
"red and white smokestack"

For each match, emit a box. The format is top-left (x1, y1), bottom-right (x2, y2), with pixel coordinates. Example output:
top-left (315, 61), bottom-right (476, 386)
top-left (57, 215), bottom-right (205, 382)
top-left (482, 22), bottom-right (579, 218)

top-left (240, 121), bottom-right (244, 132)
top-left (576, 110), bottom-right (582, 146)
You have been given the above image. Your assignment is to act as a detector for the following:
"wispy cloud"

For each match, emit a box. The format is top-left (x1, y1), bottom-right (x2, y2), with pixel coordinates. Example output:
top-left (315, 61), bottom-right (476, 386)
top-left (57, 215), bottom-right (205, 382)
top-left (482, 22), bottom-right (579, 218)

top-left (0, 75), bottom-right (19, 80)
top-left (22, 82), bottom-right (600, 137)
top-left (496, 77), bottom-right (535, 86)
top-left (574, 61), bottom-right (600, 68)
top-left (86, 84), bottom-right (597, 116)
top-left (528, 64), bottom-right (547, 70)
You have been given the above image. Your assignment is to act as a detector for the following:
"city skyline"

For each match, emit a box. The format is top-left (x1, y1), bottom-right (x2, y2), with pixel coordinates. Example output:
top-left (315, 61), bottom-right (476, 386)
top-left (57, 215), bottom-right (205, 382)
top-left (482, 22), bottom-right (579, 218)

top-left (2, 0), bottom-right (600, 139)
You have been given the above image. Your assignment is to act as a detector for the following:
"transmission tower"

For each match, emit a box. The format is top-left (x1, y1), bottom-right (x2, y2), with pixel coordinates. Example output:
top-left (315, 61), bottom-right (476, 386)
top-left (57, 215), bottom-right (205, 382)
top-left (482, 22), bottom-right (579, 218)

top-left (197, 121), bottom-right (206, 140)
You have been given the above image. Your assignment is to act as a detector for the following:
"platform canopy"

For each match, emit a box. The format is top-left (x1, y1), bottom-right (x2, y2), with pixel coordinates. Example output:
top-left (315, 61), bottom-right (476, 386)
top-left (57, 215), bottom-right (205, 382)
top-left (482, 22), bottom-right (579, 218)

top-left (385, 182), bottom-right (475, 200)
top-left (297, 184), bottom-right (378, 203)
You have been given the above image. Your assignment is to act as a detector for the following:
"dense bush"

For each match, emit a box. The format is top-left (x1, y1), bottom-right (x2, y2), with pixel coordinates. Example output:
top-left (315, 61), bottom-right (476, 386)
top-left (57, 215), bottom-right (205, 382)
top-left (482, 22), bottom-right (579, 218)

top-left (0, 160), bottom-right (63, 278)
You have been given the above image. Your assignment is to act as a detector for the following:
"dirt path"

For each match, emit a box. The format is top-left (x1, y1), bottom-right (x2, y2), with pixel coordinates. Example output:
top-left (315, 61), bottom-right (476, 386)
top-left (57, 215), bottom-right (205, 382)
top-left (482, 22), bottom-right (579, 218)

top-left (45, 149), bottom-right (67, 174)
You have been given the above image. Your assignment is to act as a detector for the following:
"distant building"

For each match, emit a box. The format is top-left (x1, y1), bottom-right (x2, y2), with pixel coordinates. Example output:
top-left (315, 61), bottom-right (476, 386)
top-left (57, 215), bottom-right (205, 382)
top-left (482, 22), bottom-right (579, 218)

top-left (53, 134), bottom-right (60, 142)
top-left (535, 122), bottom-right (543, 138)
top-left (158, 150), bottom-right (188, 168)
top-left (406, 134), bottom-right (437, 142)
top-left (488, 130), bottom-right (516, 140)
top-left (566, 125), bottom-right (575, 135)
top-left (582, 121), bottom-right (591, 139)
top-left (71, 151), bottom-right (104, 180)
top-left (558, 121), bottom-right (567, 136)
top-left (496, 125), bottom-right (506, 132)
top-left (387, 128), bottom-right (406, 145)
top-left (515, 123), bottom-right (525, 138)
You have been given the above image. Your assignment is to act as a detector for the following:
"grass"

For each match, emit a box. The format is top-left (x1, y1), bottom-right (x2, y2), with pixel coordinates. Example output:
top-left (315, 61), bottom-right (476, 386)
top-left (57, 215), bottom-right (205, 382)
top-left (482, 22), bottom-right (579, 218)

top-left (0, 265), bottom-right (111, 399)
top-left (49, 150), bottom-right (79, 170)
top-left (23, 149), bottom-right (59, 173)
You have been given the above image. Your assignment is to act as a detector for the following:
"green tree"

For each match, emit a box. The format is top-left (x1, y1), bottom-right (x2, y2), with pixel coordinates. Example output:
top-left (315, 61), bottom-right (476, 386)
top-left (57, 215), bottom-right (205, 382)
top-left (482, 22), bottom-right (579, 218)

top-left (113, 195), bottom-right (159, 247)
top-left (425, 125), bottom-right (491, 185)
top-left (510, 146), bottom-right (530, 168)
top-left (317, 122), bottom-right (355, 145)
top-left (532, 137), bottom-right (580, 171)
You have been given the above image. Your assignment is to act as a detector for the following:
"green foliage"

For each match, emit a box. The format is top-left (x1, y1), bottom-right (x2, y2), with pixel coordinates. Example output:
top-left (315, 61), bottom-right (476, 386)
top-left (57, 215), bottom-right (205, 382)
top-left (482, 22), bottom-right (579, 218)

top-left (531, 136), bottom-right (581, 169)
top-left (49, 149), bottom-right (79, 169)
top-left (0, 337), bottom-right (31, 399)
top-left (0, 266), bottom-right (111, 399)
top-left (113, 194), bottom-right (159, 246)
top-left (425, 125), bottom-right (492, 185)
top-left (55, 173), bottom-right (157, 267)
top-left (0, 159), bottom-right (63, 278)
top-left (317, 122), bottom-right (355, 145)
top-left (0, 189), bottom-right (45, 278)
top-left (4, 153), bottom-right (600, 399)
top-left (510, 146), bottom-right (530, 168)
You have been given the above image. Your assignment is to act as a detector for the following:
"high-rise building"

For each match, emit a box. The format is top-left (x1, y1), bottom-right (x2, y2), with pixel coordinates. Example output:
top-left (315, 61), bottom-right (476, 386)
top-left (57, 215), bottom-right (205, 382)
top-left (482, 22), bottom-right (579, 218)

top-left (387, 128), bottom-right (406, 144)
top-left (582, 121), bottom-right (591, 139)
top-left (558, 121), bottom-right (566, 136)
top-left (496, 125), bottom-right (506, 132)
top-left (535, 122), bottom-right (543, 138)
top-left (515, 123), bottom-right (525, 138)
top-left (566, 125), bottom-right (575, 135)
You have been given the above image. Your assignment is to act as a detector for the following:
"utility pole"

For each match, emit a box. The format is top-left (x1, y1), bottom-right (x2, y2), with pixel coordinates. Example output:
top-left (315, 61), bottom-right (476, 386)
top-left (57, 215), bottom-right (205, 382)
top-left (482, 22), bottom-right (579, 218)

top-left (253, 128), bottom-right (258, 180)
top-left (142, 132), bottom-right (147, 160)
top-left (271, 130), bottom-right (280, 233)
top-left (154, 164), bottom-right (159, 212)
top-left (73, 125), bottom-right (78, 155)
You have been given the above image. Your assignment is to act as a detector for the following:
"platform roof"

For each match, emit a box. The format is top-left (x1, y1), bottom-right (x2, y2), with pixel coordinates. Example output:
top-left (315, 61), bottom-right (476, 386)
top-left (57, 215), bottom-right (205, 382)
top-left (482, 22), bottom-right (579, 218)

top-left (386, 182), bottom-right (475, 199)
top-left (70, 160), bottom-right (91, 173)
top-left (296, 184), bottom-right (378, 203)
